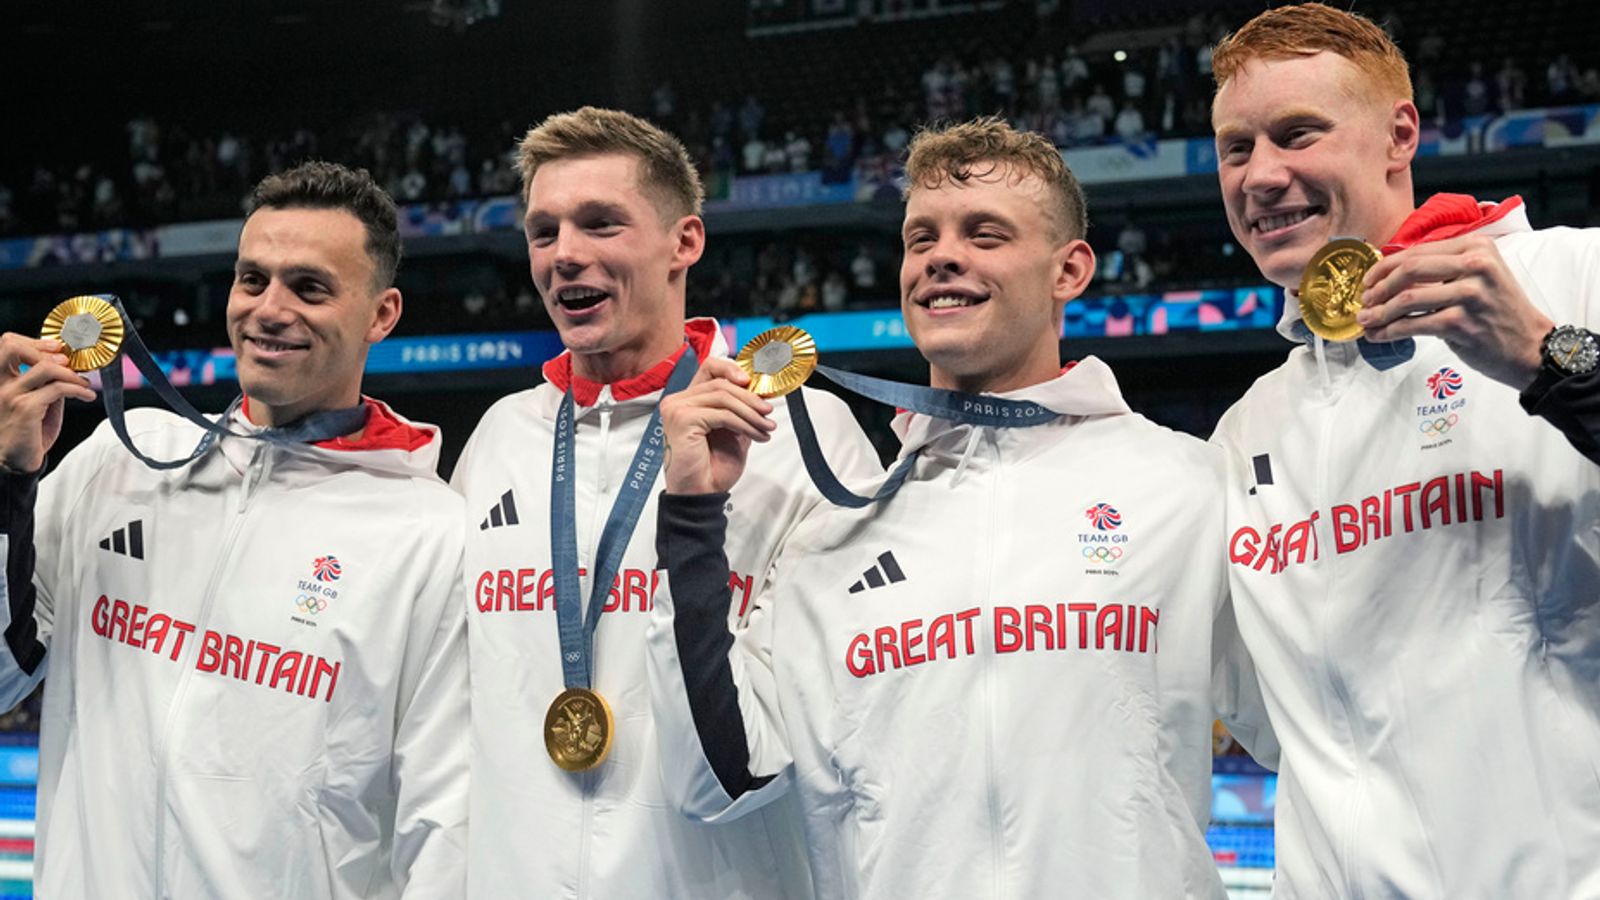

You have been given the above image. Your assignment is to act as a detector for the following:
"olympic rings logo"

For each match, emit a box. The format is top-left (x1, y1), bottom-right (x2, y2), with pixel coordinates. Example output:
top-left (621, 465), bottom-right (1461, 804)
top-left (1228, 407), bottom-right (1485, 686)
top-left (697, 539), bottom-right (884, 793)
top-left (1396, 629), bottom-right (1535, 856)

top-left (1419, 414), bottom-right (1459, 437)
top-left (1082, 546), bottom-right (1124, 563)
top-left (295, 594), bottom-right (330, 615)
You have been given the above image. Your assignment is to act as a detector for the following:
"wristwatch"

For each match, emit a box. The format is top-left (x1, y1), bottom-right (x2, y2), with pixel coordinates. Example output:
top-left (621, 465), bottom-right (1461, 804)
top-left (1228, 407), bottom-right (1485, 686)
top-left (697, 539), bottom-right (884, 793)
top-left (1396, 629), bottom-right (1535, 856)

top-left (1540, 324), bottom-right (1600, 378)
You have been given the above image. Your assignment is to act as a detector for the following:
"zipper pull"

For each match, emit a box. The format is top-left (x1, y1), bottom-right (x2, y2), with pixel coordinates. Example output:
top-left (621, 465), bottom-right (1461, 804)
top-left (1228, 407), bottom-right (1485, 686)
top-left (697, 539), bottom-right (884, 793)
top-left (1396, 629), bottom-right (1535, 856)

top-left (595, 387), bottom-right (614, 495)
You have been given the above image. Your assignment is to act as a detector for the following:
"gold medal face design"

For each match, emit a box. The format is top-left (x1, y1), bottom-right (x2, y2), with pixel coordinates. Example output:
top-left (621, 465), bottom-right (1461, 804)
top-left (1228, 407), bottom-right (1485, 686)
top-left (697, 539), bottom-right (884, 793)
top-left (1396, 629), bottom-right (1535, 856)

top-left (734, 325), bottom-right (818, 398)
top-left (41, 295), bottom-right (124, 372)
top-left (1298, 239), bottom-right (1383, 343)
top-left (545, 687), bottom-right (614, 772)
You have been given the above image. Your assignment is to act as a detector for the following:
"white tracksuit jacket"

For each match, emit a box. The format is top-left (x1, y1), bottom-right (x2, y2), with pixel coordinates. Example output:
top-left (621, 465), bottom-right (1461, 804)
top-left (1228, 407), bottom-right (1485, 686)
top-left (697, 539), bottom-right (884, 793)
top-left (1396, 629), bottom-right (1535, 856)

top-left (453, 320), bottom-right (882, 899)
top-left (0, 400), bottom-right (469, 898)
top-left (1212, 208), bottom-right (1600, 897)
top-left (649, 359), bottom-right (1276, 900)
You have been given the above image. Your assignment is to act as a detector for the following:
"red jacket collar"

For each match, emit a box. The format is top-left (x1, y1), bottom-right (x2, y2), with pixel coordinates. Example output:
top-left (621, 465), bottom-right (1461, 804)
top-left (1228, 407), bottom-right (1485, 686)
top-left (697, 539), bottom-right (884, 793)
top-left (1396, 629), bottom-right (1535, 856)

top-left (542, 319), bottom-right (718, 406)
top-left (239, 396), bottom-right (434, 452)
top-left (1382, 193), bottom-right (1524, 253)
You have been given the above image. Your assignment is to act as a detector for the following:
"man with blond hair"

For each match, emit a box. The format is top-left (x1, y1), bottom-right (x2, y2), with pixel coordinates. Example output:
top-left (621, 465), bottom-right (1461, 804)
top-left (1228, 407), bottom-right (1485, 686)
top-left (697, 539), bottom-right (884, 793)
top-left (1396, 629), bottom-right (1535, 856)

top-left (452, 106), bottom-right (879, 898)
top-left (1209, 3), bottom-right (1600, 896)
top-left (647, 117), bottom-right (1272, 899)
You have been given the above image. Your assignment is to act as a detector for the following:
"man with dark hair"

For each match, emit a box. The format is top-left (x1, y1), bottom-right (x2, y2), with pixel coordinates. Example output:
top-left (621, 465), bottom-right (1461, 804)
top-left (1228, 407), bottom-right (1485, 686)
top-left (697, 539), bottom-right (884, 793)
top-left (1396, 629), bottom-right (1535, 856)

top-left (1209, 4), bottom-right (1600, 895)
top-left (0, 160), bottom-right (468, 898)
top-left (248, 160), bottom-right (404, 290)
top-left (452, 106), bottom-right (879, 898)
top-left (648, 117), bottom-right (1271, 898)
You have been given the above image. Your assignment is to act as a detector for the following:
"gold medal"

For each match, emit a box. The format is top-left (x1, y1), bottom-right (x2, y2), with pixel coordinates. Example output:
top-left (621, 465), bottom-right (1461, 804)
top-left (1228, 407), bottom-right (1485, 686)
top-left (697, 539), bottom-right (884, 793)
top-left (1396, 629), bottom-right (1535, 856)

top-left (544, 687), bottom-right (614, 772)
top-left (734, 325), bottom-right (817, 398)
top-left (41, 295), bottom-right (124, 372)
top-left (1298, 239), bottom-right (1383, 343)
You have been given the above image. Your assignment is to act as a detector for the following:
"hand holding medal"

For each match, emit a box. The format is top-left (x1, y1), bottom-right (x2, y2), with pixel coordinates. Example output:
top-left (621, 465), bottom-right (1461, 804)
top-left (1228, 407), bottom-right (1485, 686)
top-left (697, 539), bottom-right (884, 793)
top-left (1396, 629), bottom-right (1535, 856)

top-left (41, 296), bottom-right (125, 372)
top-left (1298, 238), bottom-right (1384, 342)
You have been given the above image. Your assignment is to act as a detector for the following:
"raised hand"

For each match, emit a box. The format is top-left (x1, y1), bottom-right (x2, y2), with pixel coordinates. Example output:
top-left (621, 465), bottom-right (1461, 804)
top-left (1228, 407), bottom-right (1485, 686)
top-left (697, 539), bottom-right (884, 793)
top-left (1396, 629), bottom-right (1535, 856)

top-left (659, 357), bottom-right (778, 495)
top-left (1357, 234), bottom-right (1555, 389)
top-left (0, 334), bottom-right (98, 474)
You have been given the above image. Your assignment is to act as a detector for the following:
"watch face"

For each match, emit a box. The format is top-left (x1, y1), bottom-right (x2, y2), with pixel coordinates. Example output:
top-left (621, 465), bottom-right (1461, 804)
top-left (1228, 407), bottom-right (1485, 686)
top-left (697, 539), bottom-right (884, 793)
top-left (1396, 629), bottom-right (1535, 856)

top-left (1550, 326), bottom-right (1600, 376)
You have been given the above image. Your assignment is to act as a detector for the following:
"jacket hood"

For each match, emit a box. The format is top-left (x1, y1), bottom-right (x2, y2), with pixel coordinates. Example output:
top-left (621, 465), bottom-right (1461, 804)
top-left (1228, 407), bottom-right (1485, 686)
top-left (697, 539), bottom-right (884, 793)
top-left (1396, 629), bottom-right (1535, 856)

top-left (890, 356), bottom-right (1132, 454)
top-left (220, 396), bottom-right (444, 481)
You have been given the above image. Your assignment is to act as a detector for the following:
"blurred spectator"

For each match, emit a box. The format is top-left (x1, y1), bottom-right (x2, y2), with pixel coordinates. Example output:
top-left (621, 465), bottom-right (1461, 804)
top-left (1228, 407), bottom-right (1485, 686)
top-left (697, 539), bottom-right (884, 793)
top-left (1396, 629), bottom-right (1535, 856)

top-left (991, 55), bottom-right (1017, 110)
top-left (1495, 56), bottom-right (1528, 112)
top-left (851, 244), bottom-right (878, 292)
top-left (785, 130), bottom-right (813, 173)
top-left (1113, 100), bottom-right (1146, 141)
top-left (822, 270), bottom-right (848, 311)
top-left (1579, 66), bottom-right (1600, 102)
top-left (1086, 83), bottom-right (1116, 124)
top-left (738, 95), bottom-right (766, 138)
top-left (1061, 45), bottom-right (1089, 91)
top-left (1463, 62), bottom-right (1491, 117)
top-left (742, 133), bottom-right (768, 174)
top-left (1548, 53), bottom-right (1575, 103)
top-left (1415, 67), bottom-right (1444, 123)
top-left (762, 140), bottom-right (787, 174)
top-left (825, 113), bottom-right (855, 165)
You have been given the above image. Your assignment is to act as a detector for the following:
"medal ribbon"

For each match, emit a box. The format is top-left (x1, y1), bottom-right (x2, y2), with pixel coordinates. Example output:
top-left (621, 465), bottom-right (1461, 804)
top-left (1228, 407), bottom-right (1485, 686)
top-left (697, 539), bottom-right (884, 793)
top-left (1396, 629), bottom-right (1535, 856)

top-left (94, 294), bottom-right (369, 469)
top-left (786, 364), bottom-right (1057, 509)
top-left (551, 348), bottom-right (699, 690)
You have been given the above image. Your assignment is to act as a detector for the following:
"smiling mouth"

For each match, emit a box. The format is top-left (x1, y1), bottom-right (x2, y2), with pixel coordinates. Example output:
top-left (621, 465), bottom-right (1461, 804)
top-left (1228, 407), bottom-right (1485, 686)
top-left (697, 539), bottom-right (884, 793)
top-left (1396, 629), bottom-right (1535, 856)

top-left (1252, 206), bottom-right (1324, 234)
top-left (248, 335), bottom-right (309, 353)
top-left (555, 286), bottom-right (610, 311)
top-left (917, 291), bottom-right (989, 310)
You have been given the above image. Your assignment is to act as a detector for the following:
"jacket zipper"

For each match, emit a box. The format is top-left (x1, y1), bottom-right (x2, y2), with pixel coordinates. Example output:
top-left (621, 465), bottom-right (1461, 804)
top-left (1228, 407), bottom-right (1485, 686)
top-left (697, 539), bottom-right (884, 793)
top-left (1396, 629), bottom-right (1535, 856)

top-left (978, 427), bottom-right (1006, 898)
top-left (1314, 372), bottom-right (1366, 898)
top-left (576, 387), bottom-right (615, 899)
top-left (151, 443), bottom-right (269, 897)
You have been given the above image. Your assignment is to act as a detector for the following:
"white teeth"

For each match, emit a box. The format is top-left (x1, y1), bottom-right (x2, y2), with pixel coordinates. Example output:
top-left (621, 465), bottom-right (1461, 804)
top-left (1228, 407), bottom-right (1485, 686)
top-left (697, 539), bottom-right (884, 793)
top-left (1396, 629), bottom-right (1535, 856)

top-left (927, 294), bottom-right (977, 309)
top-left (1255, 209), bottom-right (1316, 233)
top-left (558, 287), bottom-right (607, 302)
top-left (254, 338), bottom-right (301, 352)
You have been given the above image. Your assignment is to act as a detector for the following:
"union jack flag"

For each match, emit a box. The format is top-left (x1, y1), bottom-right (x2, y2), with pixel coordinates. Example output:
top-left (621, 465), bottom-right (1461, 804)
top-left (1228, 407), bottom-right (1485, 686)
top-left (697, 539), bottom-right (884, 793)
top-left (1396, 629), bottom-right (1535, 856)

top-left (1085, 503), bottom-right (1122, 531)
top-left (313, 555), bottom-right (342, 582)
top-left (1427, 367), bottom-right (1463, 400)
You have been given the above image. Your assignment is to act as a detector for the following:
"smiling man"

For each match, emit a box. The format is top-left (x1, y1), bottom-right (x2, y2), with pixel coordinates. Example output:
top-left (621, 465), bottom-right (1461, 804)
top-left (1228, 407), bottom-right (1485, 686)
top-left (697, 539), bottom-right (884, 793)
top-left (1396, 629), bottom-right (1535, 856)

top-left (1208, 4), bottom-right (1600, 896)
top-left (450, 107), bottom-right (878, 899)
top-left (0, 161), bottom-right (468, 898)
top-left (648, 117), bottom-right (1273, 899)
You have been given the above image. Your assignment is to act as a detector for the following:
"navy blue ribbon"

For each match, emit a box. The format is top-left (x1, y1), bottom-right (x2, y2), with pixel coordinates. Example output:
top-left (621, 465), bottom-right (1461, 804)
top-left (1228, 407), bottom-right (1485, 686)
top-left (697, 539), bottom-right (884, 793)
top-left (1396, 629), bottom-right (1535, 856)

top-left (95, 294), bottom-right (368, 469)
top-left (787, 364), bottom-right (1057, 508)
top-left (1288, 319), bottom-right (1415, 371)
top-left (551, 348), bottom-right (699, 690)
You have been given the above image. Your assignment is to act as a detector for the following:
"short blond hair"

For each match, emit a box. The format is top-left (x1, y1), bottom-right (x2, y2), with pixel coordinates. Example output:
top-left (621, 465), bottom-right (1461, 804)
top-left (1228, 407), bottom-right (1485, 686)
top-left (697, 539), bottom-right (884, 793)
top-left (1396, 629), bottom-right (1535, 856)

top-left (517, 106), bottom-right (704, 219)
top-left (1212, 3), bottom-right (1412, 104)
top-left (904, 117), bottom-right (1087, 241)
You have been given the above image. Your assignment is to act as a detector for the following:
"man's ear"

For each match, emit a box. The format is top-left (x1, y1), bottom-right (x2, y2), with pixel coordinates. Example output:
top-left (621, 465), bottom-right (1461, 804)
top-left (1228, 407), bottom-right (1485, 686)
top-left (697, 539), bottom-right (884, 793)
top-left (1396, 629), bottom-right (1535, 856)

top-left (670, 215), bottom-right (707, 274)
top-left (1051, 239), bottom-right (1097, 307)
top-left (366, 287), bottom-right (403, 344)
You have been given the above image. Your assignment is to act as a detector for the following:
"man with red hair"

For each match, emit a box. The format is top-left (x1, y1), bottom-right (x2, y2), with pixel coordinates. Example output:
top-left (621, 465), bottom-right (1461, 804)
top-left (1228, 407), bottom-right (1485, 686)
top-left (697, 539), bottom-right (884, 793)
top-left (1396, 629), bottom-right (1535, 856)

top-left (1210, 3), bottom-right (1600, 896)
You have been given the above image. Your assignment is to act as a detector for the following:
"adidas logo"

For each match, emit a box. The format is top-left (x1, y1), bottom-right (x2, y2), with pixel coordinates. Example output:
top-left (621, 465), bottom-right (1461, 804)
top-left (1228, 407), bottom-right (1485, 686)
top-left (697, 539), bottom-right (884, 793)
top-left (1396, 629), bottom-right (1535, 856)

top-left (98, 520), bottom-right (145, 560)
top-left (480, 489), bottom-right (521, 530)
top-left (848, 551), bottom-right (906, 594)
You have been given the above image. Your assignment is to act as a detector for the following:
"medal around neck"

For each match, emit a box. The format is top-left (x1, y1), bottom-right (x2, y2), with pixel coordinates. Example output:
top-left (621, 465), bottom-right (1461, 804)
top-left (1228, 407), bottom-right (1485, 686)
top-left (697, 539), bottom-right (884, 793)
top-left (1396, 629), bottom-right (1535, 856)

top-left (545, 687), bottom-right (614, 772)
top-left (1298, 238), bottom-right (1383, 343)
top-left (41, 295), bottom-right (125, 372)
top-left (735, 325), bottom-right (818, 398)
